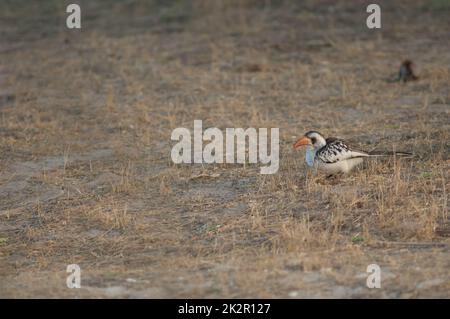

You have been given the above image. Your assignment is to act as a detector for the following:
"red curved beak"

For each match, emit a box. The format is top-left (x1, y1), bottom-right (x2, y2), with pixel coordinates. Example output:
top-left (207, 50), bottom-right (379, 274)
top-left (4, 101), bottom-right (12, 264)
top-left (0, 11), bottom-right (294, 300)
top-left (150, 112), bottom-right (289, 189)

top-left (293, 136), bottom-right (312, 149)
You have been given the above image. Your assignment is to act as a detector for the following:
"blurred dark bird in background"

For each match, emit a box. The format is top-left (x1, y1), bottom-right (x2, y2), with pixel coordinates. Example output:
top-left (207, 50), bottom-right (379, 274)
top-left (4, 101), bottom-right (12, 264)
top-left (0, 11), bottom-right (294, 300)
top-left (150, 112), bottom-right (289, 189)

top-left (398, 60), bottom-right (418, 82)
top-left (388, 60), bottom-right (419, 83)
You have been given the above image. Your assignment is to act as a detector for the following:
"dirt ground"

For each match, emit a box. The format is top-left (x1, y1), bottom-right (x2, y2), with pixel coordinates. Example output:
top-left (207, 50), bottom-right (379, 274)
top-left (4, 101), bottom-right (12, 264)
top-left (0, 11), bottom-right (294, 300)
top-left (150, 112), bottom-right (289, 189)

top-left (0, 0), bottom-right (449, 298)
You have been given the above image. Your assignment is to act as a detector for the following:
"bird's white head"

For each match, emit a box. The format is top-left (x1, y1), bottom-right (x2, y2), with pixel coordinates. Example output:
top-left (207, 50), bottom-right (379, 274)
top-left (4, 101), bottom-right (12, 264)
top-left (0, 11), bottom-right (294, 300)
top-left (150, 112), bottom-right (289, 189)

top-left (293, 131), bottom-right (327, 150)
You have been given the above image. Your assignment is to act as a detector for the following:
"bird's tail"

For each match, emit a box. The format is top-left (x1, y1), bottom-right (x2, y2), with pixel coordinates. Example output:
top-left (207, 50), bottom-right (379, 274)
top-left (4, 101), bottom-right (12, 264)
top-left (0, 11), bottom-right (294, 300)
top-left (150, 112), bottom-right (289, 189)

top-left (368, 150), bottom-right (413, 157)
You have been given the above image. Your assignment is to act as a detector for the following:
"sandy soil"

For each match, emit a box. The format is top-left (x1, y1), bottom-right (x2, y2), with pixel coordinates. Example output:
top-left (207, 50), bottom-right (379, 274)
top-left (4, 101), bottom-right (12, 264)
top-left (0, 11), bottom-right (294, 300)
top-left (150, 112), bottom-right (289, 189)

top-left (0, 0), bottom-right (449, 298)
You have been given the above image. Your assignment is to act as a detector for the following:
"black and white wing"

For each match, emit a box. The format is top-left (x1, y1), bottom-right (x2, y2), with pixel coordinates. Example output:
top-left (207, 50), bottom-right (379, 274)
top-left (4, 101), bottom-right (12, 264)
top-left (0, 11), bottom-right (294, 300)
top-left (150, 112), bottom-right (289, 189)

top-left (316, 138), bottom-right (369, 164)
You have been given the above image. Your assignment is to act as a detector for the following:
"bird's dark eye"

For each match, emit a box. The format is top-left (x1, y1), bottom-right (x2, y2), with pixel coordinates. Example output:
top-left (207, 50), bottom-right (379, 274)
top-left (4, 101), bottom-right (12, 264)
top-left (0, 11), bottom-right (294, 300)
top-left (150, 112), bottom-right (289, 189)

top-left (311, 137), bottom-right (316, 144)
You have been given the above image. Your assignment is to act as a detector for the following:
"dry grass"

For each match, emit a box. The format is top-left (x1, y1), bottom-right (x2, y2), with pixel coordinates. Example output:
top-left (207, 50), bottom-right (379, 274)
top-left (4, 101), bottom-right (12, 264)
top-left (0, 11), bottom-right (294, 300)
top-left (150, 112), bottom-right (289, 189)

top-left (0, 0), bottom-right (449, 298)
